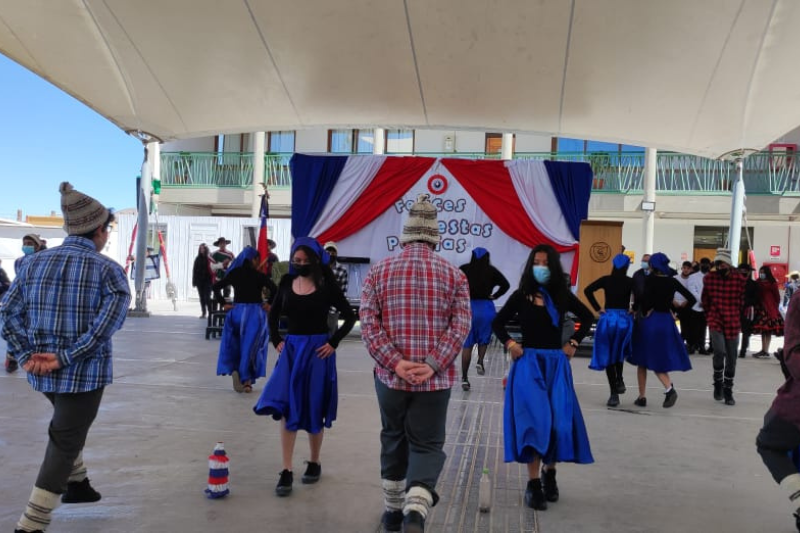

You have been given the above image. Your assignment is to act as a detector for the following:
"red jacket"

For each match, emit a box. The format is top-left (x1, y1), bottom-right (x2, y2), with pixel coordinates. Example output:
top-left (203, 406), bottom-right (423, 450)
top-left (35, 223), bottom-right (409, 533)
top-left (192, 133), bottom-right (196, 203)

top-left (771, 290), bottom-right (800, 430)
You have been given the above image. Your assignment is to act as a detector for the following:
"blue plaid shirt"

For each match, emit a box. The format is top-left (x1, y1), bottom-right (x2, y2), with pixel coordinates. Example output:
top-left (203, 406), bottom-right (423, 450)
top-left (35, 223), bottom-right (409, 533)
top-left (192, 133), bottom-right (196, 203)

top-left (0, 236), bottom-right (131, 393)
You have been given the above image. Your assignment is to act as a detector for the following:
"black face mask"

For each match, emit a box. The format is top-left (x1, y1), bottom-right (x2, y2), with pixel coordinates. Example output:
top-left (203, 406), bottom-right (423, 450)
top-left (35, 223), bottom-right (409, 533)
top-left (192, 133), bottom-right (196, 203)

top-left (293, 264), bottom-right (312, 277)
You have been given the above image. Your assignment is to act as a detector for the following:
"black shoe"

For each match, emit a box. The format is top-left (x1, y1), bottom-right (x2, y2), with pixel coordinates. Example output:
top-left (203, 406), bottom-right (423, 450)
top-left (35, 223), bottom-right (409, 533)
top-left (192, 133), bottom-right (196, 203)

top-left (382, 510), bottom-right (404, 532)
top-left (15, 529), bottom-right (44, 533)
top-left (5, 355), bottom-right (18, 373)
top-left (542, 468), bottom-right (559, 503)
top-left (461, 378), bottom-right (470, 391)
top-left (723, 388), bottom-right (736, 406)
top-left (634, 397), bottom-right (647, 407)
top-left (713, 383), bottom-right (723, 401)
top-left (301, 461), bottom-right (321, 484)
top-left (275, 469), bottom-right (293, 497)
top-left (403, 510), bottom-right (425, 533)
top-left (663, 387), bottom-right (678, 408)
top-left (738, 349), bottom-right (746, 358)
top-left (794, 511), bottom-right (799, 532)
top-left (616, 380), bottom-right (626, 395)
top-left (476, 362), bottom-right (485, 375)
top-left (524, 479), bottom-right (547, 510)
top-left (61, 478), bottom-right (101, 503)
top-left (753, 350), bottom-right (768, 359)
top-left (606, 393), bottom-right (620, 407)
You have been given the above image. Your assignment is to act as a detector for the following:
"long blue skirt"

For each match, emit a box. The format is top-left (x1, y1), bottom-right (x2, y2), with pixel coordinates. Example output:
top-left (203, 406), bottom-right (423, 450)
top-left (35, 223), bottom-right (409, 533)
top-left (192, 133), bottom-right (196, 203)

top-left (253, 334), bottom-right (337, 434)
top-left (463, 299), bottom-right (496, 347)
top-left (504, 348), bottom-right (594, 465)
top-left (216, 303), bottom-right (268, 384)
top-left (628, 311), bottom-right (692, 373)
top-left (589, 309), bottom-right (633, 370)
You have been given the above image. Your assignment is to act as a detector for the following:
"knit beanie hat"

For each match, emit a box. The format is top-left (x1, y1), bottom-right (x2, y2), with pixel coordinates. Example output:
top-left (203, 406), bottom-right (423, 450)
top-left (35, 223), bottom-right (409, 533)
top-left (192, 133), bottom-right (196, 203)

top-left (713, 248), bottom-right (732, 265)
top-left (59, 182), bottom-right (109, 235)
top-left (400, 194), bottom-right (440, 245)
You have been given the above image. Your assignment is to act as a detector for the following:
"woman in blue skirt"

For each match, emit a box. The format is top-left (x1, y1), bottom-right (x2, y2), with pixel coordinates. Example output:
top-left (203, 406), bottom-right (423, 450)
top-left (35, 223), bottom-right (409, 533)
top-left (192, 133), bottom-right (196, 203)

top-left (492, 244), bottom-right (594, 511)
top-left (213, 246), bottom-right (277, 393)
top-left (254, 237), bottom-right (355, 497)
top-left (629, 252), bottom-right (695, 408)
top-left (459, 247), bottom-right (510, 390)
top-left (584, 254), bottom-right (634, 407)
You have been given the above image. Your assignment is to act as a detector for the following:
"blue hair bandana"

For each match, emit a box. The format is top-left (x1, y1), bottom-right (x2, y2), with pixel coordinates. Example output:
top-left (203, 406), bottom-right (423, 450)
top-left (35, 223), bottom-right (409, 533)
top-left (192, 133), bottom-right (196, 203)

top-left (473, 247), bottom-right (488, 260)
top-left (612, 254), bottom-right (630, 270)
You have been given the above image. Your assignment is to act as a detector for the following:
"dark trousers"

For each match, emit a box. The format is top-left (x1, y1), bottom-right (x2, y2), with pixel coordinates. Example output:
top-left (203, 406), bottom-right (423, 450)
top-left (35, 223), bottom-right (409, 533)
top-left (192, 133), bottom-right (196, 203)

top-left (757, 409), bottom-right (800, 483)
top-left (605, 362), bottom-right (624, 393)
top-left (679, 309), bottom-right (705, 349)
top-left (197, 283), bottom-right (212, 316)
top-left (710, 330), bottom-right (738, 388)
top-left (740, 315), bottom-right (754, 354)
top-left (374, 376), bottom-right (450, 502)
top-left (36, 388), bottom-right (104, 494)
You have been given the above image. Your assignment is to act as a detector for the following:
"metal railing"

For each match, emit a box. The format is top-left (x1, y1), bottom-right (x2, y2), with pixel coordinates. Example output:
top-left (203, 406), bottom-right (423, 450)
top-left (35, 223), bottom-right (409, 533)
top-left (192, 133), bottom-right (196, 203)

top-left (160, 150), bottom-right (800, 195)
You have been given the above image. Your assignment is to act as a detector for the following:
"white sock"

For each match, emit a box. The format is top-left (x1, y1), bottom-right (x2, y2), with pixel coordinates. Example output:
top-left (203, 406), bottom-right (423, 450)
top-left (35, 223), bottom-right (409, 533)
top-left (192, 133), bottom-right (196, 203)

top-left (68, 452), bottom-right (88, 483)
top-left (664, 384), bottom-right (673, 393)
top-left (404, 485), bottom-right (434, 519)
top-left (17, 486), bottom-right (60, 532)
top-left (780, 473), bottom-right (800, 515)
top-left (382, 479), bottom-right (405, 512)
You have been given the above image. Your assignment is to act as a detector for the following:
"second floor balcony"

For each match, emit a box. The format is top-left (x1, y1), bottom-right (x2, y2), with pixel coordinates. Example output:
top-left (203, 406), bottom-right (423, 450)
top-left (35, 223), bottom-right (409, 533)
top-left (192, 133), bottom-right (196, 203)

top-left (159, 150), bottom-right (800, 196)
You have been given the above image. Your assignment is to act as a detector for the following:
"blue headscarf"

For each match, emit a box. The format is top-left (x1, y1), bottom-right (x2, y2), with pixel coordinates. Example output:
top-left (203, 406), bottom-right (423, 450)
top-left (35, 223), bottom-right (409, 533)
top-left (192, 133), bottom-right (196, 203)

top-left (612, 253), bottom-right (630, 270)
top-left (226, 246), bottom-right (259, 274)
top-left (472, 247), bottom-right (488, 260)
top-left (289, 237), bottom-right (330, 275)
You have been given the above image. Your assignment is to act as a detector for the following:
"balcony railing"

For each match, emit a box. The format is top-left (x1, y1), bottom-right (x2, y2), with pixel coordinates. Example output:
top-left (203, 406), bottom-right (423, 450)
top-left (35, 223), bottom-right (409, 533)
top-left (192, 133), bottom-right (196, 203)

top-left (160, 151), bottom-right (800, 195)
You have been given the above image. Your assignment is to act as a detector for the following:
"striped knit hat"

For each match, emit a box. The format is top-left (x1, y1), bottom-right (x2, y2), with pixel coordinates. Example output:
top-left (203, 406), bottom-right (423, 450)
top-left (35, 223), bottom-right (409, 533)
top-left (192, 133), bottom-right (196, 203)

top-left (59, 182), bottom-right (110, 235)
top-left (400, 193), bottom-right (440, 245)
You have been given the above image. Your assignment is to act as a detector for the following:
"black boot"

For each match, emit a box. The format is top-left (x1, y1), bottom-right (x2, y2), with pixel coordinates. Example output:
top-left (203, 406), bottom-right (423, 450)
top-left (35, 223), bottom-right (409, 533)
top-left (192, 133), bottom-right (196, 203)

top-left (403, 510), bottom-right (425, 533)
top-left (61, 478), bottom-right (101, 503)
top-left (524, 479), bottom-right (547, 510)
top-left (713, 382), bottom-right (723, 401)
top-left (382, 510), bottom-right (403, 532)
top-left (542, 468), bottom-right (559, 502)
top-left (723, 387), bottom-right (736, 406)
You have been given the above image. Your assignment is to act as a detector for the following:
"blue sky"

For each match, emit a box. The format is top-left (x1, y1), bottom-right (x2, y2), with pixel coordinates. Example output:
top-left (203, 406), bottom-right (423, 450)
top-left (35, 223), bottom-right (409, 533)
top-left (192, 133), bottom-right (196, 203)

top-left (0, 55), bottom-right (142, 220)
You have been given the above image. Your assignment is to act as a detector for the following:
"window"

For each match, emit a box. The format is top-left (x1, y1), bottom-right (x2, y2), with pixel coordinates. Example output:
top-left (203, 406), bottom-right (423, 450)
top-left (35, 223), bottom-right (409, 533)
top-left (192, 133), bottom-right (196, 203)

top-left (385, 129), bottom-right (414, 153)
top-left (268, 131), bottom-right (295, 153)
top-left (693, 226), bottom-right (753, 264)
top-left (329, 129), bottom-right (375, 153)
top-left (355, 129), bottom-right (374, 153)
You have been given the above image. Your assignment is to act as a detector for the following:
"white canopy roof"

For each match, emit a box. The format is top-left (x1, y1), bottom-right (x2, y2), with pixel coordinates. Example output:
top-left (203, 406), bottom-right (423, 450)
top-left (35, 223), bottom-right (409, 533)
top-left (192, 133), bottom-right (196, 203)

top-left (1, 0), bottom-right (799, 158)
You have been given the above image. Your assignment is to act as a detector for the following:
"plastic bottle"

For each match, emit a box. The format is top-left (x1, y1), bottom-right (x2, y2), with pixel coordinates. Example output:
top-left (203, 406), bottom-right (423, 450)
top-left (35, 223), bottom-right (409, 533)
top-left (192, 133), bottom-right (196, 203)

top-left (478, 467), bottom-right (492, 512)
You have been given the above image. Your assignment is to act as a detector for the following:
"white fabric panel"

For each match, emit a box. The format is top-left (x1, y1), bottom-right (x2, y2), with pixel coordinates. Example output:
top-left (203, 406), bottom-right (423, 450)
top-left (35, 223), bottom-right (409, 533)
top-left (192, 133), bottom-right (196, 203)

top-left (507, 160), bottom-right (575, 247)
top-left (307, 155), bottom-right (388, 237)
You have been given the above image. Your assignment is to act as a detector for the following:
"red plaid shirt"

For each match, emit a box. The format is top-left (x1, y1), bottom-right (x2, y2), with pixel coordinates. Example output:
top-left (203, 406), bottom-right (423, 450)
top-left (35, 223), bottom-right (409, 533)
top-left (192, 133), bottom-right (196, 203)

top-left (360, 243), bottom-right (471, 392)
top-left (701, 269), bottom-right (746, 338)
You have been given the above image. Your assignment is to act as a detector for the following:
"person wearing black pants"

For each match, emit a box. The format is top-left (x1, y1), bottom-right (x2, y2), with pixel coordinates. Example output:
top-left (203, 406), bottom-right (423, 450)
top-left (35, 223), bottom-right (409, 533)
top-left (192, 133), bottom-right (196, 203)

top-left (738, 263), bottom-right (758, 357)
top-left (756, 291), bottom-right (800, 532)
top-left (192, 243), bottom-right (214, 319)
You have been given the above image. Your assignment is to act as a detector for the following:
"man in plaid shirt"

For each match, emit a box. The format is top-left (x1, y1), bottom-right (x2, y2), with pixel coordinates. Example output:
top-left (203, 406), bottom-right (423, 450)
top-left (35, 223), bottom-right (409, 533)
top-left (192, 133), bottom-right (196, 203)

top-left (701, 248), bottom-right (746, 406)
top-left (324, 241), bottom-right (349, 336)
top-left (1, 182), bottom-right (130, 533)
top-left (361, 194), bottom-right (470, 533)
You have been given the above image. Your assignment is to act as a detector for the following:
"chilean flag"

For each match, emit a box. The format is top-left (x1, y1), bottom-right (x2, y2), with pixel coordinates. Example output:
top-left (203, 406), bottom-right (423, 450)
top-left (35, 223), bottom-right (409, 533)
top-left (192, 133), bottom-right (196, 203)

top-left (257, 193), bottom-right (270, 274)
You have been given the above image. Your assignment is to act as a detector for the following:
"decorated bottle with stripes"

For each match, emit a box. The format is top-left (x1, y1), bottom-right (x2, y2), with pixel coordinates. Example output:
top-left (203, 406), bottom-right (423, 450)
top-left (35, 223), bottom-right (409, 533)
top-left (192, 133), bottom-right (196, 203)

top-left (205, 442), bottom-right (230, 499)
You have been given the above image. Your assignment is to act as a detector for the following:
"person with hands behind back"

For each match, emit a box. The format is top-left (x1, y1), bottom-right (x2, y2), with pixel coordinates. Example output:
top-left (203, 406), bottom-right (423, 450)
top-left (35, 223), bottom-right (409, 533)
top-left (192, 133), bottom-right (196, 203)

top-left (492, 244), bottom-right (595, 512)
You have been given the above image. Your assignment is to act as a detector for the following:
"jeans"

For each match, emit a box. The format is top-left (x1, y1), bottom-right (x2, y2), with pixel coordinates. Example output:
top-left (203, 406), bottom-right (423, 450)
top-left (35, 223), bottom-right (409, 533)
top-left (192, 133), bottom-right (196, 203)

top-left (757, 409), bottom-right (800, 483)
top-left (374, 376), bottom-right (451, 503)
top-left (36, 388), bottom-right (104, 494)
top-left (710, 329), bottom-right (738, 388)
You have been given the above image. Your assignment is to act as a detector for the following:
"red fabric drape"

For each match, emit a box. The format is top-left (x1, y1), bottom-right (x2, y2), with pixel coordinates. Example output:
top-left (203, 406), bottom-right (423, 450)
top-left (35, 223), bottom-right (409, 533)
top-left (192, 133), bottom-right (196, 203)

top-left (316, 157), bottom-right (436, 244)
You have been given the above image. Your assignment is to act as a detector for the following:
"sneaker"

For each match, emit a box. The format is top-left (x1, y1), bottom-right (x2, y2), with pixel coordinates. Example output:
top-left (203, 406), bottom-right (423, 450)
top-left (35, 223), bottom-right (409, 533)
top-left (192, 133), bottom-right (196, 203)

top-left (461, 378), bottom-right (471, 391)
top-left (275, 469), bottom-right (293, 497)
top-left (542, 468), bottom-right (559, 503)
top-left (5, 355), bottom-right (18, 373)
top-left (606, 393), bottom-right (620, 407)
top-left (713, 383), bottom-right (723, 401)
top-left (753, 350), bottom-right (768, 359)
top-left (403, 510), bottom-right (425, 533)
top-left (634, 397), bottom-right (647, 407)
top-left (616, 380), bottom-right (627, 395)
top-left (301, 461), bottom-right (321, 484)
top-left (382, 509), bottom-right (404, 532)
top-left (663, 386), bottom-right (678, 408)
top-left (476, 362), bottom-right (485, 376)
top-left (61, 478), bottom-right (102, 504)
top-left (524, 479), bottom-right (547, 510)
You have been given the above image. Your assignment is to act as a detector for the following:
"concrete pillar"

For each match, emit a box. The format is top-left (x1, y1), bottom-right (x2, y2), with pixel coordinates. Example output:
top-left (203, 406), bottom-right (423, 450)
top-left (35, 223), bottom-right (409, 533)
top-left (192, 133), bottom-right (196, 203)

top-left (252, 132), bottom-right (266, 217)
top-left (729, 159), bottom-right (745, 264)
top-left (373, 128), bottom-right (385, 155)
top-left (501, 133), bottom-right (514, 160)
top-left (642, 147), bottom-right (657, 255)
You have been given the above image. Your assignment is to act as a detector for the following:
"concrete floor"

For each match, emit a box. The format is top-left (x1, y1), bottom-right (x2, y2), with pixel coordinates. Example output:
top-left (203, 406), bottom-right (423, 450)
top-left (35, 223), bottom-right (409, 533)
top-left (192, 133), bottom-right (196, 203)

top-left (0, 300), bottom-right (795, 532)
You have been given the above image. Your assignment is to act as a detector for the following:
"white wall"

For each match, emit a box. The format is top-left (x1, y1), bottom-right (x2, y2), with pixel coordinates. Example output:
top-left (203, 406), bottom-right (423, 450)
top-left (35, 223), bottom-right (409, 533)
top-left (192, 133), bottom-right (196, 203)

top-left (414, 129), bottom-right (454, 153)
top-left (161, 137), bottom-right (215, 152)
top-left (455, 131), bottom-right (485, 153)
top-left (515, 134), bottom-right (553, 152)
top-left (295, 129), bottom-right (328, 152)
top-left (754, 223), bottom-right (790, 268)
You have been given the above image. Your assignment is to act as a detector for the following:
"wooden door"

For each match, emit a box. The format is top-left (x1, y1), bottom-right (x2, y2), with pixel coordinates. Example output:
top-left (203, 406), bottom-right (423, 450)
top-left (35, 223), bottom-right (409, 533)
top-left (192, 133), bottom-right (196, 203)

top-left (577, 221), bottom-right (624, 313)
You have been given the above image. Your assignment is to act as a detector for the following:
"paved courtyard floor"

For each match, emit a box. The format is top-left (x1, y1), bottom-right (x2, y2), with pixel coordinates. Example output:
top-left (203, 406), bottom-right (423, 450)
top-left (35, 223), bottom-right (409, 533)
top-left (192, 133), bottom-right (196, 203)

top-left (0, 300), bottom-right (795, 532)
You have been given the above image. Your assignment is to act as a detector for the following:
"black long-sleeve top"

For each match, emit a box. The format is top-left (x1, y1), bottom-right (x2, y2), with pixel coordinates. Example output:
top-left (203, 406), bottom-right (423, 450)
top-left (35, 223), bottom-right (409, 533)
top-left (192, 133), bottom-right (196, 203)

top-left (192, 255), bottom-right (213, 287)
top-left (641, 275), bottom-right (695, 313)
top-left (743, 278), bottom-right (758, 307)
top-left (269, 274), bottom-right (355, 349)
top-left (583, 275), bottom-right (634, 312)
top-left (632, 269), bottom-right (648, 311)
top-left (212, 267), bottom-right (277, 304)
top-left (459, 264), bottom-right (511, 300)
top-left (492, 289), bottom-right (594, 349)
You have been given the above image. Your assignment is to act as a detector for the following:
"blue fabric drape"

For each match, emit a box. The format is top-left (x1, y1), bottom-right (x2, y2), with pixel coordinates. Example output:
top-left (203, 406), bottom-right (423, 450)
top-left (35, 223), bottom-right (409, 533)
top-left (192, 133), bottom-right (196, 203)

top-left (290, 154), bottom-right (348, 238)
top-left (543, 161), bottom-right (593, 241)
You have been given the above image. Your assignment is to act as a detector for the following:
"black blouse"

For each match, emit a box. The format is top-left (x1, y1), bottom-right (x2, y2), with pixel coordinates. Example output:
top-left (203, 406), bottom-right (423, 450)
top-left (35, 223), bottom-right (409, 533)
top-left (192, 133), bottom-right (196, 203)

top-left (493, 289), bottom-right (594, 349)
top-left (212, 267), bottom-right (277, 304)
top-left (269, 274), bottom-right (355, 349)
top-left (583, 275), bottom-right (634, 312)
top-left (641, 275), bottom-right (696, 313)
top-left (459, 264), bottom-right (511, 300)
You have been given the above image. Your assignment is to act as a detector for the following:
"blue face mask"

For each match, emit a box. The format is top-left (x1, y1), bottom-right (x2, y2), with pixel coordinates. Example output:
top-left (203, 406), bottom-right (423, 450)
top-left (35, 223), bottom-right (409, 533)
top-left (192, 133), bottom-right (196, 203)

top-left (640, 261), bottom-right (649, 271)
top-left (22, 245), bottom-right (34, 256)
top-left (532, 265), bottom-right (551, 285)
